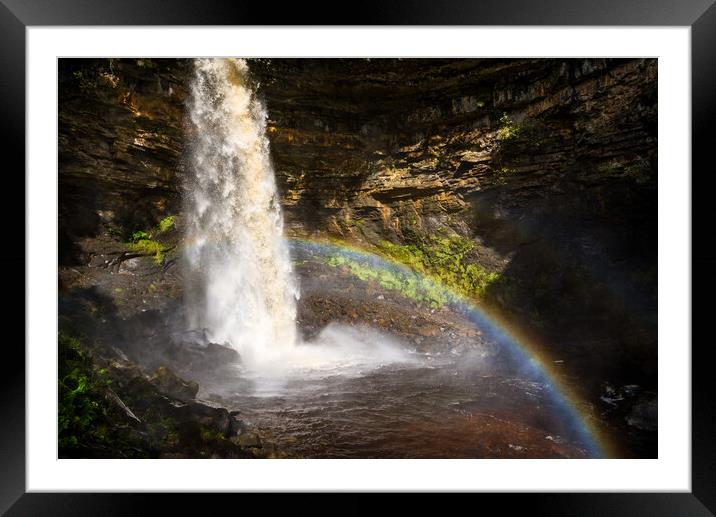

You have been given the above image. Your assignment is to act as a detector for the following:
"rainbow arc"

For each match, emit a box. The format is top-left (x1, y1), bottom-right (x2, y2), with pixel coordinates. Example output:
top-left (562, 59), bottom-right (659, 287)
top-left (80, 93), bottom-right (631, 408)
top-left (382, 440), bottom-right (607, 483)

top-left (290, 236), bottom-right (611, 458)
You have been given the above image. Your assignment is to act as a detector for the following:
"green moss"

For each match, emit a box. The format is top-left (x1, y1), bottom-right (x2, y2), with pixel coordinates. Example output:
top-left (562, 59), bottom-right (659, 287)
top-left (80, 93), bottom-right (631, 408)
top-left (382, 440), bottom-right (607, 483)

top-left (322, 233), bottom-right (501, 307)
top-left (128, 238), bottom-right (165, 264)
top-left (200, 427), bottom-right (225, 443)
top-left (70, 61), bottom-right (121, 93)
top-left (131, 230), bottom-right (150, 242)
top-left (127, 215), bottom-right (175, 265)
top-left (496, 113), bottom-right (523, 142)
top-left (72, 70), bottom-right (97, 92)
top-left (378, 234), bottom-right (500, 301)
top-left (156, 215), bottom-right (175, 234)
top-left (326, 254), bottom-right (448, 307)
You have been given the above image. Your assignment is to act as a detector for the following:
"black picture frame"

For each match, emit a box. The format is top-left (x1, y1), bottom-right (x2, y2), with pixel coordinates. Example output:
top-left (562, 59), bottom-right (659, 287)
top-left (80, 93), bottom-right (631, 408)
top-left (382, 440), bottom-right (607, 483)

top-left (4, 0), bottom-right (712, 513)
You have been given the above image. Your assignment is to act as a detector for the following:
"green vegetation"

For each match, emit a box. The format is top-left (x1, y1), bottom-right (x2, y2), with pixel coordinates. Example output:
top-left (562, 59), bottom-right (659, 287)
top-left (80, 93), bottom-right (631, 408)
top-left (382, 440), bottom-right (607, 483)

top-left (596, 157), bottom-right (652, 185)
top-left (72, 70), bottom-right (98, 92)
top-left (323, 233), bottom-right (501, 308)
top-left (494, 111), bottom-right (543, 150)
top-left (496, 113), bottom-right (523, 142)
top-left (200, 427), bottom-right (225, 443)
top-left (378, 234), bottom-right (500, 300)
top-left (128, 236), bottom-right (166, 265)
top-left (131, 230), bottom-right (150, 242)
top-left (58, 334), bottom-right (180, 456)
top-left (58, 333), bottom-right (237, 458)
top-left (492, 113), bottom-right (545, 183)
top-left (326, 254), bottom-right (449, 308)
top-left (70, 60), bottom-right (121, 92)
top-left (58, 333), bottom-right (114, 451)
top-left (156, 215), bottom-right (175, 233)
top-left (127, 215), bottom-right (175, 265)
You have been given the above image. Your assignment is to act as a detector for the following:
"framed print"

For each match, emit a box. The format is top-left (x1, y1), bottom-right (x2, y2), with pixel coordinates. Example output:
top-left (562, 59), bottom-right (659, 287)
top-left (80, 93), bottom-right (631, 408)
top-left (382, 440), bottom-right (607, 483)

top-left (5, 0), bottom-right (713, 513)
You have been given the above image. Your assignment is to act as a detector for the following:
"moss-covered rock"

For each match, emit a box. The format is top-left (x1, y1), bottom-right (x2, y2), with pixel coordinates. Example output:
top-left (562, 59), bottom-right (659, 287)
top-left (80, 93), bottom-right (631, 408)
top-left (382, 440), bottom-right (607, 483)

top-left (58, 332), bottom-right (278, 459)
top-left (149, 366), bottom-right (199, 402)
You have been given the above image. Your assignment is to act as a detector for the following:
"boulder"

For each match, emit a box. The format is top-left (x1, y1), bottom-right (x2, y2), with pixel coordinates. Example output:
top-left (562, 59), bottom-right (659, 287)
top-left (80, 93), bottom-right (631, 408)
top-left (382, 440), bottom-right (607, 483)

top-left (150, 365), bottom-right (199, 402)
top-left (170, 401), bottom-right (232, 437)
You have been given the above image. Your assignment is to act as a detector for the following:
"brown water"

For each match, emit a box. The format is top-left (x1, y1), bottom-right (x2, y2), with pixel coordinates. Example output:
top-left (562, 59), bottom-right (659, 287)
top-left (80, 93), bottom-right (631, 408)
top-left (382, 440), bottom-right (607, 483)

top-left (197, 343), bottom-right (593, 459)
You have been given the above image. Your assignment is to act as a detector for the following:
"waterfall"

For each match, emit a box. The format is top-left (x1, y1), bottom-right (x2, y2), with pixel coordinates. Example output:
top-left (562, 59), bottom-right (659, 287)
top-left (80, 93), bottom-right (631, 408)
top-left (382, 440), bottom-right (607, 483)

top-left (184, 58), bottom-right (299, 363)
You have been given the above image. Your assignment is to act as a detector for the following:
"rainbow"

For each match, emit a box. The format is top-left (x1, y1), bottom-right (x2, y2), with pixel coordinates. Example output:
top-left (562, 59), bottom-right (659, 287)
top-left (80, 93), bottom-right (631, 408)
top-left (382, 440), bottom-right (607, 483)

top-left (289, 236), bottom-right (612, 458)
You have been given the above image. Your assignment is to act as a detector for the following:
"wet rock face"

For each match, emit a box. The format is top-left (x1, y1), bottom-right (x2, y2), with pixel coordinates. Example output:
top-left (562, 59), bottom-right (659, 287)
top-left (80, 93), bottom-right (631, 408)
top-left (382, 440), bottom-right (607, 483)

top-left (252, 58), bottom-right (658, 359)
top-left (59, 58), bottom-right (189, 265)
top-left (59, 58), bottom-right (656, 248)
top-left (249, 59), bottom-right (656, 244)
top-left (58, 57), bottom-right (657, 372)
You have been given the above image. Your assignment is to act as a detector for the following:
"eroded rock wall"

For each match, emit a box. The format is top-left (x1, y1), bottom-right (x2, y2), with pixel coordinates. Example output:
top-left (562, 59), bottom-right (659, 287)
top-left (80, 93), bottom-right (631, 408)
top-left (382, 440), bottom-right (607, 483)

top-left (58, 58), bottom-right (657, 373)
top-left (250, 59), bottom-right (655, 244)
top-left (251, 58), bottom-right (657, 362)
top-left (59, 58), bottom-right (189, 264)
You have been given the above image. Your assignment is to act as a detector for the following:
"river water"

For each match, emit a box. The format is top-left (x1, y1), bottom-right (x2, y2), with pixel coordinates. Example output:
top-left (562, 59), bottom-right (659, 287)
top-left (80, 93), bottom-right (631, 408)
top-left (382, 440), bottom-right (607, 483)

top-left (197, 340), bottom-right (593, 458)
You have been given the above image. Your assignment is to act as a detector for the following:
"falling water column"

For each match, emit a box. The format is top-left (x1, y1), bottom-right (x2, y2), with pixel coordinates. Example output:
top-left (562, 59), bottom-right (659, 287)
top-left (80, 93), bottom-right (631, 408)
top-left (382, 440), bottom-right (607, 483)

top-left (184, 58), bottom-right (299, 362)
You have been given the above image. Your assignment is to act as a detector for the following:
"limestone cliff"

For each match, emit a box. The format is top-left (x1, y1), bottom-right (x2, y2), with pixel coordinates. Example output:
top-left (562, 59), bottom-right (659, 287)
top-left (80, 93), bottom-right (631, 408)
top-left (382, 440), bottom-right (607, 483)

top-left (58, 57), bottom-right (657, 378)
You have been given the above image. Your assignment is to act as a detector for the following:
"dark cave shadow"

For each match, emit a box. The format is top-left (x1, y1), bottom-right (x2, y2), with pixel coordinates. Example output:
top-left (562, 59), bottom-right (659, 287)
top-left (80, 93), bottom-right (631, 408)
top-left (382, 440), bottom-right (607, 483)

top-left (58, 286), bottom-right (239, 381)
top-left (464, 188), bottom-right (657, 390)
